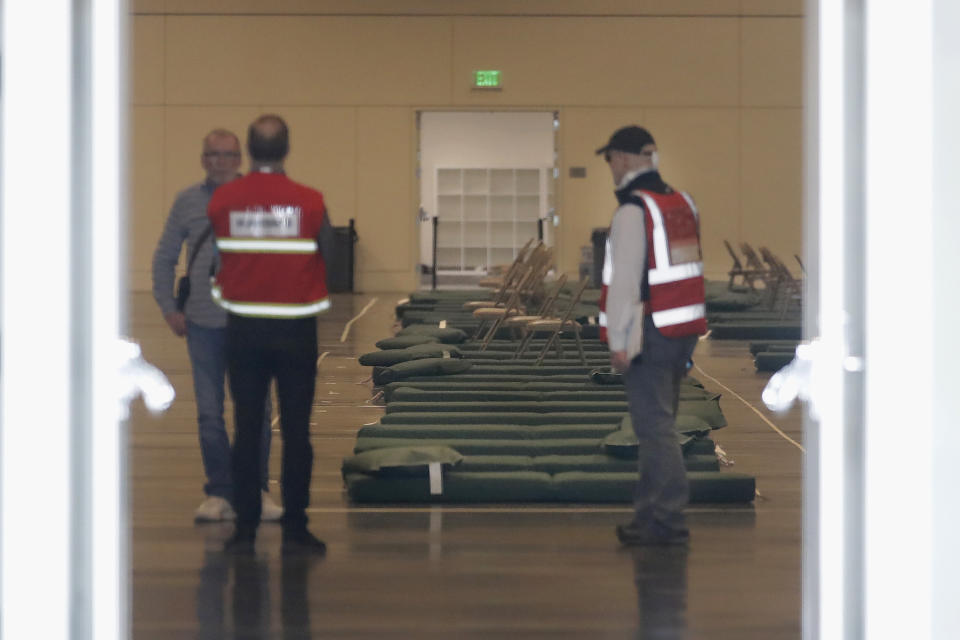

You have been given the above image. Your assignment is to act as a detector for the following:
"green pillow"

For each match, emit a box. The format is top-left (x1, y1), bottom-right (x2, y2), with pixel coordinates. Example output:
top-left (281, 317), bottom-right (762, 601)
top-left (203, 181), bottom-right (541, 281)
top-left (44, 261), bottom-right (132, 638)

top-left (341, 445), bottom-right (464, 477)
top-left (677, 398), bottom-right (727, 429)
top-left (602, 419), bottom-right (706, 460)
top-left (601, 429), bottom-right (695, 460)
top-left (375, 335), bottom-right (441, 350)
top-left (359, 343), bottom-right (462, 367)
top-left (602, 428), bottom-right (641, 459)
top-left (397, 325), bottom-right (468, 343)
top-left (619, 414), bottom-right (711, 437)
top-left (373, 357), bottom-right (473, 385)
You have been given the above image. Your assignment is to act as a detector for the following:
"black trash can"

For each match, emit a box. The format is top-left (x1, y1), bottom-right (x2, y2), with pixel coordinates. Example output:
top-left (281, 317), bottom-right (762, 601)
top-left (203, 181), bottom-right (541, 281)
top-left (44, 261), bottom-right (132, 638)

top-left (326, 218), bottom-right (357, 293)
top-left (590, 227), bottom-right (608, 288)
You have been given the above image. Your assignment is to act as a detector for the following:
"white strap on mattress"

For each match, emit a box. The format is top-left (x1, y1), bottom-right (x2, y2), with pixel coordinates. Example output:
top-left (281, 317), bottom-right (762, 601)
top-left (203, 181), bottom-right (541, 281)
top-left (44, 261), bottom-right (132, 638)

top-left (428, 462), bottom-right (443, 495)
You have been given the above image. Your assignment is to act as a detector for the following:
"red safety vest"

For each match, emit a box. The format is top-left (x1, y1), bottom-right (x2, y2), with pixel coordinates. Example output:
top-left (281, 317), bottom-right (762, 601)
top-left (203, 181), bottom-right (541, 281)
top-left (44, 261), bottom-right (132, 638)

top-left (208, 171), bottom-right (330, 318)
top-left (599, 189), bottom-right (707, 342)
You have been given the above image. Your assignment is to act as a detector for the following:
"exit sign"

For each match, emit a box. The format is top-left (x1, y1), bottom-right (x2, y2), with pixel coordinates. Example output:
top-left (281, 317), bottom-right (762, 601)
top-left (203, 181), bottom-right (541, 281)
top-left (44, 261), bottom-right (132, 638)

top-left (473, 70), bottom-right (502, 89)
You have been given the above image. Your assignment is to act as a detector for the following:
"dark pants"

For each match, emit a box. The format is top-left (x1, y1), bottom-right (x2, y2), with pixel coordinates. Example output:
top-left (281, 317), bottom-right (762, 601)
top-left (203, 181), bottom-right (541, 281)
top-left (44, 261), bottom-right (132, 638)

top-left (623, 316), bottom-right (698, 535)
top-left (227, 314), bottom-right (318, 530)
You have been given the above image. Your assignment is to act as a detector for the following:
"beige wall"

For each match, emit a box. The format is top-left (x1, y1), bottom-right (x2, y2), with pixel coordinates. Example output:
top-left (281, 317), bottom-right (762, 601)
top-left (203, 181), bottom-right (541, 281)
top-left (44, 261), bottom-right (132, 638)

top-left (131, 1), bottom-right (803, 291)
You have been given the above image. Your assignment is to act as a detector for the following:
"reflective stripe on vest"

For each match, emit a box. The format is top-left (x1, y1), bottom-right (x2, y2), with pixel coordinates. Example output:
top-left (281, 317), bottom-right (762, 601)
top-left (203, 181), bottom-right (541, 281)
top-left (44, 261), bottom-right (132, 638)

top-left (216, 238), bottom-right (318, 254)
top-left (211, 283), bottom-right (330, 318)
top-left (651, 303), bottom-right (706, 327)
top-left (602, 237), bottom-right (614, 286)
top-left (598, 237), bottom-right (613, 340)
top-left (638, 193), bottom-right (704, 286)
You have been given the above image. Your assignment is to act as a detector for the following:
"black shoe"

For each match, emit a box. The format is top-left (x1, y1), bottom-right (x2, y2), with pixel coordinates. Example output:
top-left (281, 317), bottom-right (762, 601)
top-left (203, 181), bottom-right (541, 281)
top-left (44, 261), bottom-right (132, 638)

top-left (282, 528), bottom-right (327, 556)
top-left (224, 527), bottom-right (256, 555)
top-left (616, 522), bottom-right (689, 547)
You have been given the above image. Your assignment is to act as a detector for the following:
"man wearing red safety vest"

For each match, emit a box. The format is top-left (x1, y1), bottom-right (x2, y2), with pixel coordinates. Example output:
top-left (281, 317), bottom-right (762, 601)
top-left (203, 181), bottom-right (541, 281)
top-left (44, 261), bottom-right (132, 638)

top-left (596, 126), bottom-right (707, 547)
top-left (209, 114), bottom-right (335, 555)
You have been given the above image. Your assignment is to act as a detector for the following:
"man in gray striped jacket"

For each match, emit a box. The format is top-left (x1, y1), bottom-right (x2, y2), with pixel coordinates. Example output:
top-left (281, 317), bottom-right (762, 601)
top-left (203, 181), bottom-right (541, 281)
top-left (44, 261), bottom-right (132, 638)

top-left (152, 129), bottom-right (282, 522)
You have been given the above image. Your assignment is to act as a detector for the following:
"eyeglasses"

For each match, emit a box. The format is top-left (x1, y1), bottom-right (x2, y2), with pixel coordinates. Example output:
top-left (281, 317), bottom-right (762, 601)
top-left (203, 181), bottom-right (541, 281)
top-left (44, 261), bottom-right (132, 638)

top-left (203, 151), bottom-right (240, 159)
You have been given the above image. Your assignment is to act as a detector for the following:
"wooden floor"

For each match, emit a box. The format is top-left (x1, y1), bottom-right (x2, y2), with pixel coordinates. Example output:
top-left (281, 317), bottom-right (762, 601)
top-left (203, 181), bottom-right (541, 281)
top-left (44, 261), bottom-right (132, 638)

top-left (129, 291), bottom-right (803, 639)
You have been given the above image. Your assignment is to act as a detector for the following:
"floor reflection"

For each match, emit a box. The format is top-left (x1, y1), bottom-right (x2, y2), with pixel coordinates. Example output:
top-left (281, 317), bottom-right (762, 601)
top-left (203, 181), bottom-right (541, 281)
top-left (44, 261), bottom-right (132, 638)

top-left (195, 528), bottom-right (320, 639)
top-left (632, 546), bottom-right (689, 639)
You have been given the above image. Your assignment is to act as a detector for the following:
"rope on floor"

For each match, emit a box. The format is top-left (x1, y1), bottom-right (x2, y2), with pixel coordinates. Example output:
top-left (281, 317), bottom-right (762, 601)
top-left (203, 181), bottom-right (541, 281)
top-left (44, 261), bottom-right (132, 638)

top-left (340, 297), bottom-right (378, 343)
top-left (693, 362), bottom-right (806, 453)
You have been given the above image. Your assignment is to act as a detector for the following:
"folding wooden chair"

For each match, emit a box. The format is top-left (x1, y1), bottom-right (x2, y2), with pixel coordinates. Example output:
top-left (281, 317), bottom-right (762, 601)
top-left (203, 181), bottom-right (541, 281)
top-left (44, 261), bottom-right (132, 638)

top-left (516, 276), bottom-right (590, 366)
top-left (472, 267), bottom-right (537, 347)
top-left (724, 239), bottom-right (763, 291)
top-left (483, 237), bottom-right (535, 278)
top-left (472, 247), bottom-right (555, 345)
top-left (759, 247), bottom-right (802, 318)
top-left (501, 273), bottom-right (569, 340)
top-left (740, 242), bottom-right (780, 306)
top-left (475, 238), bottom-right (535, 290)
top-left (463, 241), bottom-right (542, 311)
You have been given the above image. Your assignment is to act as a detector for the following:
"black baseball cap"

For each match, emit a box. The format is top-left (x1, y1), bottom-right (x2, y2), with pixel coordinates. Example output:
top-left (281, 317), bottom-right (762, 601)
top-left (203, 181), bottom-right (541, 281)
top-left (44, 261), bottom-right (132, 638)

top-left (595, 126), bottom-right (656, 155)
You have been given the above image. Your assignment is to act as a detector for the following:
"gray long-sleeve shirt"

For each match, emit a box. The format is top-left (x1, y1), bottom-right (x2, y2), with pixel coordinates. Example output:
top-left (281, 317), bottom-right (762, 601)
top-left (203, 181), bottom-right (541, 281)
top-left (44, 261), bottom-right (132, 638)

top-left (606, 200), bottom-right (647, 353)
top-left (152, 180), bottom-right (227, 328)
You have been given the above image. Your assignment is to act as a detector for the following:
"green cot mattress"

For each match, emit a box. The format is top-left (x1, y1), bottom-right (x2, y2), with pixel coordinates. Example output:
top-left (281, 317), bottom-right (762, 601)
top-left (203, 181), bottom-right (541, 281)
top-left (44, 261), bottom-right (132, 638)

top-left (358, 421), bottom-right (711, 441)
top-left (357, 422), bottom-right (623, 441)
top-left (390, 374), bottom-right (609, 385)
top-left (343, 470), bottom-right (754, 504)
top-left (375, 359), bottom-right (625, 385)
top-left (381, 399), bottom-right (726, 429)
top-left (754, 352), bottom-right (794, 372)
top-left (396, 325), bottom-right (469, 343)
top-left (352, 436), bottom-right (717, 457)
top-left (708, 311), bottom-right (801, 323)
top-left (460, 352), bottom-right (611, 363)
top-left (375, 335), bottom-right (445, 350)
top-left (382, 383), bottom-right (714, 403)
top-left (379, 411), bottom-right (624, 425)
top-left (359, 343), bottom-right (462, 366)
top-left (704, 298), bottom-right (764, 312)
top-left (385, 400), bottom-right (630, 414)
top-left (708, 322), bottom-right (802, 340)
top-left (342, 452), bottom-right (718, 476)
top-left (458, 340), bottom-right (608, 352)
top-left (354, 437), bottom-right (618, 456)
top-left (386, 384), bottom-right (712, 399)
top-left (461, 365), bottom-right (605, 376)
top-left (408, 291), bottom-right (493, 303)
top-left (749, 340), bottom-right (800, 355)
top-left (383, 373), bottom-right (706, 387)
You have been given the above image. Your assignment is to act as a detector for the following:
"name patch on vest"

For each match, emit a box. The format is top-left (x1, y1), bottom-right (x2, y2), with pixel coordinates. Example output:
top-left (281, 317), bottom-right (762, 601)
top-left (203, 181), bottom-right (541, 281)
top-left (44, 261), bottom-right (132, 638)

top-left (661, 203), bottom-right (701, 265)
top-left (229, 206), bottom-right (302, 237)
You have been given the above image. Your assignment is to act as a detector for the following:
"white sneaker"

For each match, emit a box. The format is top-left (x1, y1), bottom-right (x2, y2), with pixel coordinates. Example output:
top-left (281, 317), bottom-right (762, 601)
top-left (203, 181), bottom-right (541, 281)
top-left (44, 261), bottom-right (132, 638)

top-left (261, 491), bottom-right (284, 522)
top-left (194, 496), bottom-right (236, 522)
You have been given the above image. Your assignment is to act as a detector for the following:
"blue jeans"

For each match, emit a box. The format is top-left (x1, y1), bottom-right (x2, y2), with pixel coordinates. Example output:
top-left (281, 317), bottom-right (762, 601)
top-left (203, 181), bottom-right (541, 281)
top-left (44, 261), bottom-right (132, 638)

top-left (187, 322), bottom-right (272, 501)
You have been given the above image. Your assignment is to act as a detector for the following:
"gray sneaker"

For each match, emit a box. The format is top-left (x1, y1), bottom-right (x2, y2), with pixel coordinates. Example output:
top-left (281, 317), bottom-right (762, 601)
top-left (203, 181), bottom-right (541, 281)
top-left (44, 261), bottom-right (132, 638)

top-left (194, 496), bottom-right (237, 522)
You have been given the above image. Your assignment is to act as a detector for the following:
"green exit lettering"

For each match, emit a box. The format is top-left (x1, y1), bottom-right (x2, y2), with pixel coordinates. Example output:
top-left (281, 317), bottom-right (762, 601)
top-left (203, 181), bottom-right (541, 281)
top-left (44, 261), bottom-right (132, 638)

top-left (473, 70), bottom-right (502, 88)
